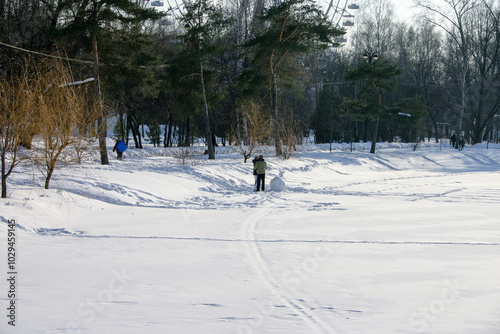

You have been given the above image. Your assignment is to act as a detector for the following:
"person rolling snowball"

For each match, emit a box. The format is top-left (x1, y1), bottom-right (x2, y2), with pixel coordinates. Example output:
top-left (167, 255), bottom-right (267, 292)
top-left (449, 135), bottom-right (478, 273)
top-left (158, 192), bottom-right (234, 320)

top-left (253, 155), bottom-right (267, 191)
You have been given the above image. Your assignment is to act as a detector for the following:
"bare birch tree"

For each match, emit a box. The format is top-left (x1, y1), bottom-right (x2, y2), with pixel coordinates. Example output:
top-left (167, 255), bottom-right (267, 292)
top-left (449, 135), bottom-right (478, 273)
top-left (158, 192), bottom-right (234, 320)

top-left (466, 0), bottom-right (500, 143)
top-left (352, 0), bottom-right (397, 57)
top-left (415, 0), bottom-right (480, 136)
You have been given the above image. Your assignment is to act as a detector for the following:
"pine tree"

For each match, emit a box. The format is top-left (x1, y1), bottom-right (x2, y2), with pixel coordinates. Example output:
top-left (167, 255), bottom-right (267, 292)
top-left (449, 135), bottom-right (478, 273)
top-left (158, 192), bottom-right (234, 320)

top-left (346, 57), bottom-right (402, 154)
top-left (171, 0), bottom-right (233, 159)
top-left (48, 0), bottom-right (163, 164)
top-left (243, 0), bottom-right (345, 156)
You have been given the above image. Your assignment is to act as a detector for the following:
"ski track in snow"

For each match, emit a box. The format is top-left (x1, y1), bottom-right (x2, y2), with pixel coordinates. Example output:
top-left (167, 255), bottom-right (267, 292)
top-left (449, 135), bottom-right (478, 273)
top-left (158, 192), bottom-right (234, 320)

top-left (7, 223), bottom-right (499, 247)
top-left (239, 200), bottom-right (339, 334)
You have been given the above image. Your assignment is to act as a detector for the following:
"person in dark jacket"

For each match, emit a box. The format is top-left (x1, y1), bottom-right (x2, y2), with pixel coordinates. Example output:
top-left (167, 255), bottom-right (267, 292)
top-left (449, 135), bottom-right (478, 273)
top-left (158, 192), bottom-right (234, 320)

top-left (252, 156), bottom-right (259, 191)
top-left (253, 155), bottom-right (267, 191)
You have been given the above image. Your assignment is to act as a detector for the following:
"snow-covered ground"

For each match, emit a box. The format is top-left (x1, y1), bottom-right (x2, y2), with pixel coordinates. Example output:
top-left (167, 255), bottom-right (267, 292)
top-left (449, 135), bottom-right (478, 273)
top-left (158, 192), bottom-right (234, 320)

top-left (1, 141), bottom-right (500, 333)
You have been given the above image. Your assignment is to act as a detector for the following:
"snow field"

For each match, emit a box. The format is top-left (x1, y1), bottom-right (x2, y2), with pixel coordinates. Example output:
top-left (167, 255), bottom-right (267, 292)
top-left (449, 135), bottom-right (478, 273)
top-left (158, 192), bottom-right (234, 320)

top-left (1, 142), bottom-right (500, 333)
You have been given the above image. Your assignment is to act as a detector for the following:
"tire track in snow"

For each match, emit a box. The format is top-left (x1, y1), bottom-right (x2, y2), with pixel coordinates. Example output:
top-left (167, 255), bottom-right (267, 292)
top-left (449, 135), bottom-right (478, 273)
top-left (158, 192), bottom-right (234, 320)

top-left (240, 203), bottom-right (338, 334)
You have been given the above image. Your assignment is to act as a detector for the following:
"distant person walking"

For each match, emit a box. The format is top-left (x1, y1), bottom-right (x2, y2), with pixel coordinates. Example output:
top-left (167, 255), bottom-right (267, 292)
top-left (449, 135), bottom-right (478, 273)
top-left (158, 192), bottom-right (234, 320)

top-left (458, 137), bottom-right (465, 151)
top-left (113, 140), bottom-right (127, 160)
top-left (450, 132), bottom-right (457, 148)
top-left (253, 155), bottom-right (267, 191)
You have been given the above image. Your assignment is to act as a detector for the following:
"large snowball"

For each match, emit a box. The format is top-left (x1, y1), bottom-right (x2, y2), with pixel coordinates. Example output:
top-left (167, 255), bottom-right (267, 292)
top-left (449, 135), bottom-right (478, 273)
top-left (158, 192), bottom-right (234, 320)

top-left (270, 176), bottom-right (285, 191)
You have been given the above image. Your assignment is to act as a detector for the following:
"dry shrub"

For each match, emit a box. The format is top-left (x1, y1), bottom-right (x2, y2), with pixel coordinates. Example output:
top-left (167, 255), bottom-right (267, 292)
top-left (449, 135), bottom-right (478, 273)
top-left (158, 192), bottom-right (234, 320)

top-left (278, 117), bottom-right (299, 160)
top-left (236, 99), bottom-right (271, 163)
top-left (1, 58), bottom-right (106, 196)
top-left (0, 59), bottom-right (38, 197)
top-left (173, 148), bottom-right (203, 166)
top-left (30, 60), bottom-right (97, 189)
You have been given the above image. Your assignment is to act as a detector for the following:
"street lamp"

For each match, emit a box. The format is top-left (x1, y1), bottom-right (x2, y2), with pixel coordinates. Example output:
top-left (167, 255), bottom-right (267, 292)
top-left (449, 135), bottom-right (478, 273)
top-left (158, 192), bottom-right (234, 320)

top-left (363, 51), bottom-right (378, 62)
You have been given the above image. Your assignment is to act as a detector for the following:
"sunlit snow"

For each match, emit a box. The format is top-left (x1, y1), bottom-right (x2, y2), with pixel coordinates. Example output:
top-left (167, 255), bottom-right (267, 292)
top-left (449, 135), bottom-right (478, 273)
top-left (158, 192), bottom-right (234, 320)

top-left (1, 141), bottom-right (499, 333)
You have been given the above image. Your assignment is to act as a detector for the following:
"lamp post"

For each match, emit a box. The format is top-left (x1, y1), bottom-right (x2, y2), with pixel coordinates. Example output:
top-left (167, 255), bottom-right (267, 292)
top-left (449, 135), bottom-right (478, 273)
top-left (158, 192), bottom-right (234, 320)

top-left (363, 51), bottom-right (378, 62)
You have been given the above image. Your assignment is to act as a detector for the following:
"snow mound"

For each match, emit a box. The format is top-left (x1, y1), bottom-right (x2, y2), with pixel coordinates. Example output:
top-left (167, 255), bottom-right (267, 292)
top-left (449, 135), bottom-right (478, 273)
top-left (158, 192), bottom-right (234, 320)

top-left (270, 176), bottom-right (285, 191)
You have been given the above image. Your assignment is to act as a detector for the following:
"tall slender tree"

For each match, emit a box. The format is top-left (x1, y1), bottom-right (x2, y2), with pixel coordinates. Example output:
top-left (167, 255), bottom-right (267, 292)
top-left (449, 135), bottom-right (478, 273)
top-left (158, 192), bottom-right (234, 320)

top-left (175, 0), bottom-right (233, 159)
top-left (466, 0), bottom-right (500, 143)
top-left (393, 22), bottom-right (448, 142)
top-left (416, 0), bottom-right (480, 137)
top-left (353, 0), bottom-right (397, 57)
top-left (49, 0), bottom-right (162, 164)
top-left (243, 0), bottom-right (344, 156)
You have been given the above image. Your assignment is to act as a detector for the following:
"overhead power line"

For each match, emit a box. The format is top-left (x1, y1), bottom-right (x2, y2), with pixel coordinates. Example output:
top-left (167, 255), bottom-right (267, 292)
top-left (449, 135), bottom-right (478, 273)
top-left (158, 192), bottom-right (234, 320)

top-left (0, 41), bottom-right (94, 65)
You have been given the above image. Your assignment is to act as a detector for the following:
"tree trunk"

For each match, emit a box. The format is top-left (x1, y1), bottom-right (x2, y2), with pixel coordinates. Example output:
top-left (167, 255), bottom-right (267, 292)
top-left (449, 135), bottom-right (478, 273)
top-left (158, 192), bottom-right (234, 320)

top-left (45, 164), bottom-right (55, 190)
top-left (186, 116), bottom-right (191, 147)
top-left (128, 116), bottom-right (142, 149)
top-left (2, 136), bottom-right (18, 198)
top-left (200, 62), bottom-right (215, 159)
top-left (1, 154), bottom-right (6, 198)
top-left (370, 116), bottom-right (380, 154)
top-left (164, 121), bottom-right (172, 147)
top-left (1, 176), bottom-right (6, 199)
top-left (97, 115), bottom-right (109, 163)
top-left (370, 91), bottom-right (382, 154)
top-left (363, 119), bottom-right (369, 142)
top-left (91, 9), bottom-right (108, 165)
top-left (434, 122), bottom-right (440, 143)
top-left (271, 72), bottom-right (282, 156)
top-left (1, 152), bottom-right (6, 198)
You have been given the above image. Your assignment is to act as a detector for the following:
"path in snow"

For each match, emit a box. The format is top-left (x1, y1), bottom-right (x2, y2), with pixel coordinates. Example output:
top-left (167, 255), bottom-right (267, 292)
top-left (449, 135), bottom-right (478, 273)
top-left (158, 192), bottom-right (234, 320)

top-left (240, 203), bottom-right (339, 334)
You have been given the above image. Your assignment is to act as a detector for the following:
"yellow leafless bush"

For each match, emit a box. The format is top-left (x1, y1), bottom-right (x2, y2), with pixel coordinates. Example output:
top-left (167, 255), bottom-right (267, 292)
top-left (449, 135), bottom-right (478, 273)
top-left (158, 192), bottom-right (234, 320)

top-left (32, 61), bottom-right (98, 189)
top-left (236, 99), bottom-right (271, 163)
top-left (0, 61), bottom-right (38, 198)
